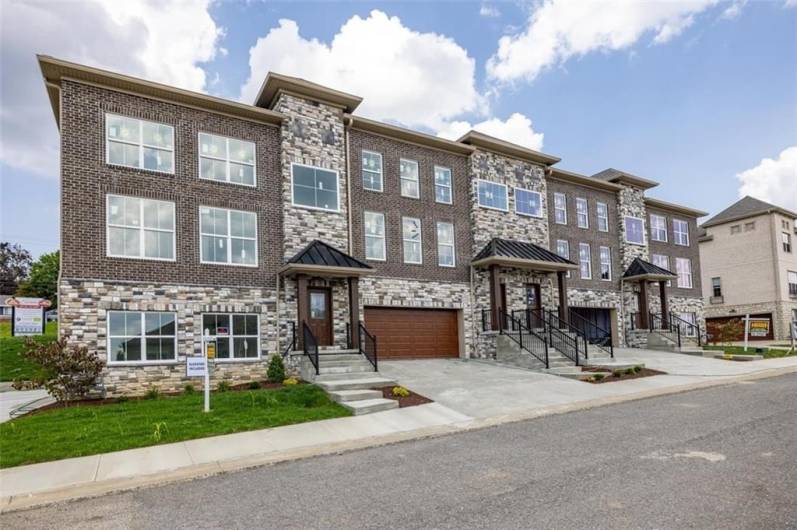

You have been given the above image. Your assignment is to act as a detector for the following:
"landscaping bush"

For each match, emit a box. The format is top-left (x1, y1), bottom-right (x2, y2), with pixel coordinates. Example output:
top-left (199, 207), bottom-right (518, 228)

top-left (392, 386), bottom-right (410, 398)
top-left (267, 354), bottom-right (286, 383)
top-left (183, 383), bottom-right (195, 394)
top-left (633, 365), bottom-right (642, 373)
top-left (593, 373), bottom-right (605, 381)
top-left (20, 337), bottom-right (103, 402)
top-left (624, 368), bottom-right (635, 375)
top-left (144, 388), bottom-right (160, 400)
top-left (217, 381), bottom-right (232, 392)
top-left (248, 381), bottom-right (261, 390)
top-left (283, 377), bottom-right (299, 385)
top-left (612, 369), bottom-right (623, 378)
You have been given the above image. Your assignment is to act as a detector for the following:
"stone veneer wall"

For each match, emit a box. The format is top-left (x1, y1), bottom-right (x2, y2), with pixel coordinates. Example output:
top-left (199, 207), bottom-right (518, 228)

top-left (616, 185), bottom-right (649, 268)
top-left (60, 279), bottom-right (278, 397)
top-left (278, 276), bottom-right (351, 354)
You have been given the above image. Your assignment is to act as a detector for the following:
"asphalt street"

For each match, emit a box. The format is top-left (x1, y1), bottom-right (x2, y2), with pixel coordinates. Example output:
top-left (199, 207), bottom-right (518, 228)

top-left (3, 374), bottom-right (796, 529)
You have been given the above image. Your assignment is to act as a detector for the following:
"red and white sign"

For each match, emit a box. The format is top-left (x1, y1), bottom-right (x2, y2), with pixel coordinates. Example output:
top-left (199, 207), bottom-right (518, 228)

top-left (8, 297), bottom-right (51, 336)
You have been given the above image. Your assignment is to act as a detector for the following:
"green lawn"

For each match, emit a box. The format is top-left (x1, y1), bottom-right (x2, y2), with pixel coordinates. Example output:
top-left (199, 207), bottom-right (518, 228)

top-left (703, 345), bottom-right (796, 359)
top-left (0, 384), bottom-right (350, 468)
top-left (0, 321), bottom-right (57, 382)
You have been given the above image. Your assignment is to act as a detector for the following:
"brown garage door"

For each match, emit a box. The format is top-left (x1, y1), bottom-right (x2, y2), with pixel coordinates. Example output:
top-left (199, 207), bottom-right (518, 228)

top-left (363, 307), bottom-right (459, 359)
top-left (706, 313), bottom-right (773, 341)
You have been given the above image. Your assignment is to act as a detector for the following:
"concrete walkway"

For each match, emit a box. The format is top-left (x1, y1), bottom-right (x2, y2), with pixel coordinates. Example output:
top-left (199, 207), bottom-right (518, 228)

top-left (0, 389), bottom-right (49, 423)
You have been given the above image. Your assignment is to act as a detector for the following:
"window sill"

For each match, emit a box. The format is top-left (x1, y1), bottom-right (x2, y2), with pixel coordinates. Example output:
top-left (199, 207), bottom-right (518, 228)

top-left (107, 361), bottom-right (179, 367)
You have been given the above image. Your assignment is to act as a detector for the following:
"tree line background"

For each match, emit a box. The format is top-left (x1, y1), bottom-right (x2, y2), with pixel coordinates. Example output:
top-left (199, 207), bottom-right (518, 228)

top-left (0, 242), bottom-right (59, 308)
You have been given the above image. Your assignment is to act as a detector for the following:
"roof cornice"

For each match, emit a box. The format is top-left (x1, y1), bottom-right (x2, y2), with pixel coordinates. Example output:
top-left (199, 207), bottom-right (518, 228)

top-left (254, 72), bottom-right (363, 113)
top-left (457, 130), bottom-right (561, 166)
top-left (701, 207), bottom-right (797, 228)
top-left (548, 168), bottom-right (623, 192)
top-left (644, 197), bottom-right (708, 218)
top-left (346, 114), bottom-right (475, 156)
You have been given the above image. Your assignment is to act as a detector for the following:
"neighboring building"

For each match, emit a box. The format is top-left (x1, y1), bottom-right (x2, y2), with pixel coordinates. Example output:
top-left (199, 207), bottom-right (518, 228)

top-left (39, 55), bottom-right (707, 396)
top-left (0, 295), bottom-right (12, 320)
top-left (699, 196), bottom-right (797, 341)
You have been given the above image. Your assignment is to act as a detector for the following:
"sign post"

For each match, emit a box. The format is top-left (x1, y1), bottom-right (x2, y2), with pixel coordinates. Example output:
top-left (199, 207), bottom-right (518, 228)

top-left (204, 330), bottom-right (217, 413)
top-left (743, 314), bottom-right (749, 352)
top-left (791, 320), bottom-right (796, 354)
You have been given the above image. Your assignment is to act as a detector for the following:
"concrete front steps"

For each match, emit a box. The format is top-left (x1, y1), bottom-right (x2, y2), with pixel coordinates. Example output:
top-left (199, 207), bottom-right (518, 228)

top-left (641, 332), bottom-right (705, 355)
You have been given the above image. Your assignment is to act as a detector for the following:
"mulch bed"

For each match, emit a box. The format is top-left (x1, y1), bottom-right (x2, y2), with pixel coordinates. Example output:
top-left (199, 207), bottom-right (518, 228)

top-left (581, 367), bottom-right (666, 384)
top-left (375, 386), bottom-right (433, 408)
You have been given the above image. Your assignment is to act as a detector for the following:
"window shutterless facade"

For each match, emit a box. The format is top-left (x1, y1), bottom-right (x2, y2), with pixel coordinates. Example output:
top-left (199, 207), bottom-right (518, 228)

top-left (788, 271), bottom-right (797, 296)
top-left (202, 313), bottom-right (260, 360)
top-left (198, 132), bottom-right (255, 186)
top-left (652, 254), bottom-right (672, 287)
top-left (362, 151), bottom-right (383, 192)
top-left (783, 232), bottom-right (792, 253)
top-left (106, 195), bottom-right (175, 261)
top-left (673, 219), bottom-right (689, 246)
top-left (553, 193), bottom-right (567, 224)
top-left (436, 221), bottom-right (455, 267)
top-left (675, 257), bottom-right (692, 288)
top-left (514, 188), bottom-right (543, 217)
top-left (476, 180), bottom-right (508, 211)
top-left (199, 206), bottom-right (257, 266)
top-left (106, 114), bottom-right (174, 174)
top-left (596, 202), bottom-right (609, 232)
top-left (434, 166), bottom-right (452, 204)
top-left (579, 243), bottom-right (592, 280)
top-left (107, 311), bottom-right (176, 364)
top-left (402, 217), bottom-right (422, 264)
top-left (575, 198), bottom-right (589, 228)
top-left (400, 159), bottom-right (420, 198)
top-left (556, 239), bottom-right (570, 278)
top-left (712, 277), bottom-right (722, 297)
top-left (650, 214), bottom-right (667, 242)
top-left (624, 216), bottom-right (645, 245)
top-left (364, 211), bottom-right (386, 261)
top-left (599, 246), bottom-right (611, 281)
top-left (291, 163), bottom-right (340, 211)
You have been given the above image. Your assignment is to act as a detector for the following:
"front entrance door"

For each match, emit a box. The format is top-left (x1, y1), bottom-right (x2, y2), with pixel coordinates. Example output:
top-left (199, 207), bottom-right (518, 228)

top-left (307, 287), bottom-right (333, 345)
top-left (525, 283), bottom-right (542, 328)
top-left (499, 283), bottom-right (508, 328)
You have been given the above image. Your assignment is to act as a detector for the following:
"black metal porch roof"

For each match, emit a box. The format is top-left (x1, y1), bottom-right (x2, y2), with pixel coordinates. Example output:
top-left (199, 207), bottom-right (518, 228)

top-left (473, 238), bottom-right (575, 266)
top-left (622, 257), bottom-right (676, 279)
top-left (286, 240), bottom-right (373, 270)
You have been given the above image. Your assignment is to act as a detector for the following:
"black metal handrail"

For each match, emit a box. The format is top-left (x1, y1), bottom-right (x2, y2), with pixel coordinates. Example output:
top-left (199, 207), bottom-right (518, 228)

top-left (302, 321), bottom-right (319, 375)
top-left (358, 321), bottom-right (378, 371)
top-left (649, 312), bottom-right (681, 349)
top-left (531, 308), bottom-right (582, 366)
top-left (567, 309), bottom-right (614, 358)
top-left (668, 312), bottom-right (703, 347)
top-left (499, 308), bottom-right (549, 368)
top-left (282, 321), bottom-right (296, 358)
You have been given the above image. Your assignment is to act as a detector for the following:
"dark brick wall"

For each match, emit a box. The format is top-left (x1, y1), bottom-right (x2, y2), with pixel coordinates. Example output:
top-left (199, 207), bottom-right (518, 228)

top-left (60, 80), bottom-right (283, 287)
top-left (547, 180), bottom-right (621, 290)
top-left (647, 206), bottom-right (703, 296)
top-left (348, 129), bottom-right (472, 282)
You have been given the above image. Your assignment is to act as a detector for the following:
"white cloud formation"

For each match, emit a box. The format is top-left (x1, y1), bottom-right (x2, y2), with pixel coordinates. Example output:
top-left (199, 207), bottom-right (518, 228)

top-left (737, 146), bottom-right (797, 211)
top-left (487, 0), bottom-right (720, 83)
top-left (239, 11), bottom-right (485, 130)
top-left (437, 113), bottom-right (544, 151)
top-left (0, 0), bottom-right (221, 177)
top-left (720, 0), bottom-right (747, 20)
top-left (480, 4), bottom-right (501, 18)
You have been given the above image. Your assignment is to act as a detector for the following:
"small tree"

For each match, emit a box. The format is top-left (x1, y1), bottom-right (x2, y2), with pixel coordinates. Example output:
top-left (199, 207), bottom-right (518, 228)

top-left (16, 251), bottom-right (59, 308)
top-left (711, 319), bottom-right (744, 346)
top-left (22, 337), bottom-right (104, 402)
top-left (267, 354), bottom-right (286, 383)
top-left (0, 242), bottom-right (32, 295)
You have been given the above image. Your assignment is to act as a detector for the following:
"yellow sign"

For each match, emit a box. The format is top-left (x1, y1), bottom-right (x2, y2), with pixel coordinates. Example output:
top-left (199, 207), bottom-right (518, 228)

top-left (749, 319), bottom-right (770, 337)
top-left (206, 342), bottom-right (216, 359)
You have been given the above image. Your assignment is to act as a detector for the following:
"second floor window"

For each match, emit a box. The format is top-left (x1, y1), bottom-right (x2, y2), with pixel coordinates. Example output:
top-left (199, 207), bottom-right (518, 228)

top-left (675, 257), bottom-right (692, 288)
top-left (652, 253), bottom-right (672, 287)
top-left (364, 211), bottom-right (386, 261)
top-left (477, 180), bottom-right (508, 211)
top-left (783, 232), bottom-right (792, 253)
top-left (789, 271), bottom-right (797, 296)
top-left (400, 159), bottom-right (420, 198)
top-left (107, 195), bottom-right (174, 261)
top-left (576, 198), bottom-right (589, 228)
top-left (291, 164), bottom-right (339, 211)
top-left (106, 114), bottom-right (174, 173)
top-left (650, 214), bottom-right (667, 242)
top-left (554, 193), bottom-right (567, 224)
top-left (599, 246), bottom-right (612, 281)
top-left (436, 222), bottom-right (456, 267)
top-left (200, 207), bottom-right (257, 266)
top-left (434, 166), bottom-right (452, 204)
top-left (362, 151), bottom-right (383, 192)
top-left (712, 277), bottom-right (722, 297)
top-left (199, 133), bottom-right (255, 186)
top-left (515, 188), bottom-right (543, 218)
top-left (624, 216), bottom-right (645, 245)
top-left (597, 202), bottom-right (609, 232)
top-left (556, 239), bottom-right (570, 278)
top-left (402, 217), bottom-right (422, 264)
top-left (673, 219), bottom-right (689, 246)
top-left (579, 243), bottom-right (592, 280)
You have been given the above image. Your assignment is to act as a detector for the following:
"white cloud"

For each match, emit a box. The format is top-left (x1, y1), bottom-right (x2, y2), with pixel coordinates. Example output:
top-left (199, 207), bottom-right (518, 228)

top-left (737, 146), bottom-right (797, 211)
top-left (487, 0), bottom-right (720, 83)
top-left (0, 0), bottom-right (222, 177)
top-left (437, 113), bottom-right (544, 151)
top-left (239, 11), bottom-right (484, 130)
top-left (480, 4), bottom-right (501, 18)
top-left (720, 0), bottom-right (747, 20)
top-left (785, 0), bottom-right (797, 8)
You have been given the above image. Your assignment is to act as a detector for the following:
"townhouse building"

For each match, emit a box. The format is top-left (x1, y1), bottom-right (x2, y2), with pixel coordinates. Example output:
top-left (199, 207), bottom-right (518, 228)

top-left (39, 55), bottom-right (707, 395)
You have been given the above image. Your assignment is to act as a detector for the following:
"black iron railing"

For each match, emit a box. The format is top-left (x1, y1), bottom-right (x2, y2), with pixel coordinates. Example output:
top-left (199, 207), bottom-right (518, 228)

top-left (511, 308), bottom-right (546, 331)
top-left (667, 312), bottom-right (703, 347)
top-left (499, 308), bottom-right (549, 368)
top-left (302, 321), bottom-right (319, 375)
top-left (358, 321), bottom-right (378, 371)
top-left (282, 321), bottom-right (296, 358)
top-left (530, 308), bottom-right (583, 366)
top-left (567, 309), bottom-right (614, 358)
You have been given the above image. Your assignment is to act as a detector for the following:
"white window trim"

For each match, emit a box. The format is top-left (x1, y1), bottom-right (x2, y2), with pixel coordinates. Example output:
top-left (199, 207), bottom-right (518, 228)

top-left (201, 313), bottom-right (262, 362)
top-left (197, 132), bottom-right (257, 188)
top-left (673, 218), bottom-right (690, 246)
top-left (400, 158), bottom-right (420, 199)
top-left (290, 162), bottom-right (341, 213)
top-left (105, 113), bottom-right (175, 174)
top-left (434, 166), bottom-right (453, 205)
top-left (556, 239), bottom-right (571, 278)
top-left (650, 214), bottom-right (668, 242)
top-left (402, 216), bottom-right (423, 264)
top-left (363, 211), bottom-right (386, 262)
top-left (579, 243), bottom-right (592, 280)
top-left (198, 206), bottom-right (259, 268)
top-left (576, 198), bottom-right (589, 229)
top-left (624, 215), bottom-right (646, 246)
top-left (476, 179), bottom-right (509, 212)
top-left (106, 194), bottom-right (176, 262)
top-left (514, 187), bottom-right (544, 218)
top-left (554, 192), bottom-right (567, 225)
top-left (436, 221), bottom-right (456, 268)
top-left (106, 311), bottom-right (177, 366)
top-left (652, 254), bottom-right (672, 287)
top-left (599, 246), bottom-right (612, 281)
top-left (596, 202), bottom-right (609, 232)
top-left (362, 150), bottom-right (384, 193)
top-left (675, 257), bottom-right (693, 288)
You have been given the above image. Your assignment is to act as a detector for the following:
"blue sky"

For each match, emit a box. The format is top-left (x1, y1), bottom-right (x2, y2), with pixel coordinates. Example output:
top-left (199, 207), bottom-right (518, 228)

top-left (1, 0), bottom-right (796, 258)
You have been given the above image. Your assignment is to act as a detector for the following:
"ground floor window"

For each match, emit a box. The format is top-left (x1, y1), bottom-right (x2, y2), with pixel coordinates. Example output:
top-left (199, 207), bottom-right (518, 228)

top-left (678, 312), bottom-right (697, 336)
top-left (202, 313), bottom-right (260, 359)
top-left (108, 311), bottom-right (176, 363)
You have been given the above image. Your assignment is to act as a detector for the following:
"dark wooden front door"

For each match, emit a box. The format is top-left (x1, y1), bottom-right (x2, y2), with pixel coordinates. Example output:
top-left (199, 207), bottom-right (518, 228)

top-left (525, 283), bottom-right (542, 328)
top-left (307, 287), bottom-right (333, 346)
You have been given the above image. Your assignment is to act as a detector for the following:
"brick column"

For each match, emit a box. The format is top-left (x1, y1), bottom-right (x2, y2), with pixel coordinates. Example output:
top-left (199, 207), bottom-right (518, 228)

top-left (348, 277), bottom-right (360, 349)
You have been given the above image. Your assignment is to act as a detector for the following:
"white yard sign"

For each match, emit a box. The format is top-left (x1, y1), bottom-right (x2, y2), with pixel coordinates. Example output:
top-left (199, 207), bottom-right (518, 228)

top-left (186, 357), bottom-right (208, 377)
top-left (8, 297), bottom-right (51, 336)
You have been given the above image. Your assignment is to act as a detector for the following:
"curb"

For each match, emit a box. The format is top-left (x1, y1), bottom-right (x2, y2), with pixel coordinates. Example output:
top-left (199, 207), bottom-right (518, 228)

top-left (2, 364), bottom-right (796, 513)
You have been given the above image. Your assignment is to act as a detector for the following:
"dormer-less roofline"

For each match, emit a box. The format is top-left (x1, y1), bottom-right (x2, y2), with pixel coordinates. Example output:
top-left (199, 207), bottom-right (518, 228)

top-left (345, 114), bottom-right (475, 156)
top-left (592, 168), bottom-right (659, 190)
top-left (548, 167), bottom-right (623, 192)
top-left (644, 197), bottom-right (708, 218)
top-left (457, 130), bottom-right (561, 166)
top-left (254, 72), bottom-right (363, 113)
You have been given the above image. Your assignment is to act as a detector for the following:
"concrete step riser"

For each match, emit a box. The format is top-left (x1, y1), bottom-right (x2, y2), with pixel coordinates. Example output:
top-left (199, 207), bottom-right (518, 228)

top-left (328, 389), bottom-right (383, 403)
top-left (319, 365), bottom-right (376, 375)
top-left (317, 378), bottom-right (397, 392)
top-left (315, 371), bottom-right (381, 382)
top-left (342, 399), bottom-right (399, 415)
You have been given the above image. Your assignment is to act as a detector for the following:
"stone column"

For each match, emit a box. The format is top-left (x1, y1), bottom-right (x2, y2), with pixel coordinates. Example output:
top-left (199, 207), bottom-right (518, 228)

top-left (557, 271), bottom-right (569, 325)
top-left (296, 274), bottom-right (308, 348)
top-left (348, 277), bottom-right (360, 349)
top-left (638, 281), bottom-right (649, 329)
top-left (659, 280), bottom-right (669, 328)
top-left (489, 265), bottom-right (502, 330)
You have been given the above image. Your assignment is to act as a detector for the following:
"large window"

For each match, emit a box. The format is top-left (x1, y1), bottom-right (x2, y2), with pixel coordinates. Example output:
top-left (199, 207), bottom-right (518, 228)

top-left (712, 277), bottom-right (722, 297)
top-left (597, 202), bottom-right (609, 232)
top-left (576, 198), bottom-right (589, 228)
top-left (434, 166), bottom-right (452, 204)
top-left (784, 232), bottom-right (792, 253)
top-left (199, 133), bottom-right (255, 186)
top-left (362, 151), bottom-right (383, 192)
top-left (599, 246), bottom-right (612, 281)
top-left (650, 214), bottom-right (667, 242)
top-left (108, 311), bottom-right (176, 364)
top-left (673, 219), bottom-right (689, 246)
top-left (477, 180), bottom-right (508, 211)
top-left (202, 314), bottom-right (260, 360)
top-left (107, 195), bottom-right (175, 260)
top-left (675, 257), bottom-right (692, 288)
top-left (364, 211), bottom-right (386, 261)
top-left (400, 159), bottom-right (420, 198)
top-left (291, 164), bottom-right (339, 211)
top-left (106, 114), bottom-right (174, 173)
top-left (556, 240), bottom-right (570, 278)
top-left (789, 271), bottom-right (797, 296)
top-left (200, 207), bottom-right (257, 266)
top-left (402, 217), bottom-right (423, 264)
top-left (652, 254), bottom-right (671, 287)
top-left (554, 192), bottom-right (567, 224)
top-left (515, 188), bottom-right (543, 217)
top-left (579, 243), bottom-right (592, 280)
top-left (624, 216), bottom-right (645, 245)
top-left (436, 222), bottom-right (455, 267)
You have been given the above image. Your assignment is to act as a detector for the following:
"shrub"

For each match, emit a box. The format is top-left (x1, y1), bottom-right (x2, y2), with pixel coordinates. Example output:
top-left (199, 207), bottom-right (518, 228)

top-left (248, 381), bottom-right (261, 390)
top-left (392, 386), bottom-right (411, 398)
top-left (283, 377), bottom-right (299, 385)
top-left (267, 354), bottom-right (286, 383)
top-left (21, 337), bottom-right (104, 402)
top-left (593, 373), bottom-right (605, 381)
top-left (624, 368), bottom-right (635, 375)
top-left (633, 365), bottom-right (642, 373)
top-left (144, 387), bottom-right (160, 400)
top-left (183, 383), bottom-right (196, 394)
top-left (217, 381), bottom-right (232, 392)
top-left (612, 369), bottom-right (623, 378)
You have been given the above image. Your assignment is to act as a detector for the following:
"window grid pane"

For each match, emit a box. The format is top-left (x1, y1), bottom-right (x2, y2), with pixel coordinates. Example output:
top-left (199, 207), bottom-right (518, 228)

top-left (554, 193), bottom-right (567, 224)
top-left (108, 195), bottom-right (174, 260)
top-left (579, 243), bottom-right (591, 279)
top-left (576, 198), bottom-right (589, 228)
top-left (515, 188), bottom-right (542, 217)
top-left (362, 152), bottom-right (383, 192)
top-left (292, 165), bottom-right (339, 210)
top-left (106, 114), bottom-right (174, 173)
top-left (400, 160), bottom-right (419, 198)
top-left (108, 311), bottom-right (176, 363)
top-left (199, 133), bottom-right (256, 186)
top-left (434, 167), bottom-right (452, 204)
top-left (402, 217), bottom-right (422, 264)
top-left (200, 207), bottom-right (257, 265)
top-left (597, 203), bottom-right (609, 232)
top-left (364, 212), bottom-right (386, 260)
top-left (436, 222), bottom-right (455, 267)
top-left (202, 313), bottom-right (259, 360)
top-left (477, 181), bottom-right (508, 210)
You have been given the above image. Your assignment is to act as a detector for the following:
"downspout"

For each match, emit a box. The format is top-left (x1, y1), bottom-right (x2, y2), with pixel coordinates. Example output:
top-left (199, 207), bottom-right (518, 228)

top-left (344, 115), bottom-right (354, 254)
top-left (620, 276), bottom-right (626, 347)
